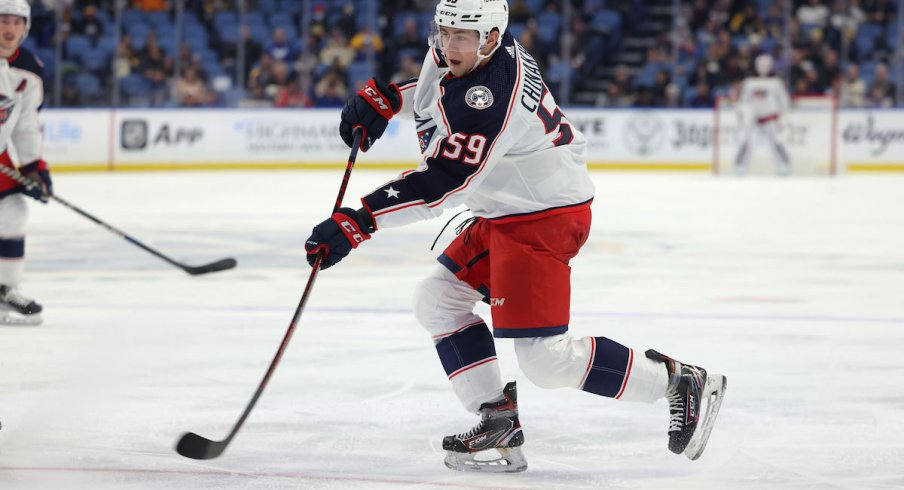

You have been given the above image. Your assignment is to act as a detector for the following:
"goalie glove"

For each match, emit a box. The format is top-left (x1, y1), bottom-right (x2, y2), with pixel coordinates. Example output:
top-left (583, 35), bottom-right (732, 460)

top-left (305, 207), bottom-right (375, 270)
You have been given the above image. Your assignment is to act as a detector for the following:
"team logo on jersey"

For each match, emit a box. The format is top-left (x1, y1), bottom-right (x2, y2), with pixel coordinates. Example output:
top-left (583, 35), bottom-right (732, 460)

top-left (465, 86), bottom-right (494, 110)
top-left (0, 95), bottom-right (15, 125)
top-left (417, 126), bottom-right (436, 154)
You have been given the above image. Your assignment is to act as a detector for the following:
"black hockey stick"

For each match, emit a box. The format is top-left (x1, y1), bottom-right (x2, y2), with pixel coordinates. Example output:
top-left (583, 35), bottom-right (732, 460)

top-left (175, 130), bottom-right (363, 460)
top-left (0, 165), bottom-right (237, 275)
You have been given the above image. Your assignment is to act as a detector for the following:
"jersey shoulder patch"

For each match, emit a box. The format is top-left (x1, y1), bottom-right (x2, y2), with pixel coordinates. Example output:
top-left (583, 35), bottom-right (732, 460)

top-left (438, 35), bottom-right (518, 135)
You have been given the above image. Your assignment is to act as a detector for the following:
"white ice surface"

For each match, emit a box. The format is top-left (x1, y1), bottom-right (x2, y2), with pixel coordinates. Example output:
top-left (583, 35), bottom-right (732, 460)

top-left (1, 170), bottom-right (903, 489)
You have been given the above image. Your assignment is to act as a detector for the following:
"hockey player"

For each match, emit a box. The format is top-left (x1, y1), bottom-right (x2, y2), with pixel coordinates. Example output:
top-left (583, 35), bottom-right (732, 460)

top-left (733, 53), bottom-right (793, 176)
top-left (305, 0), bottom-right (726, 472)
top-left (0, 0), bottom-right (51, 326)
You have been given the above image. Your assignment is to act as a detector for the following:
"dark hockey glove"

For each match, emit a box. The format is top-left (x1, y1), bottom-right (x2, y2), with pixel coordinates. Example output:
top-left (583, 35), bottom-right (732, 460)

top-left (305, 207), bottom-right (374, 270)
top-left (339, 78), bottom-right (402, 152)
top-left (19, 160), bottom-right (52, 203)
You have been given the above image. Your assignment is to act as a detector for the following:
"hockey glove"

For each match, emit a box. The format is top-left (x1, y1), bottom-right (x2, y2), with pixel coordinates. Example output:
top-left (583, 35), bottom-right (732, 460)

top-left (339, 78), bottom-right (402, 152)
top-left (19, 160), bottom-right (52, 203)
top-left (305, 207), bottom-right (374, 270)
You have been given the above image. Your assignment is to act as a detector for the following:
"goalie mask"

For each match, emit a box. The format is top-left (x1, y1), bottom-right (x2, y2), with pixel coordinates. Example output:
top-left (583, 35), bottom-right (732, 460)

top-left (429, 0), bottom-right (509, 73)
top-left (755, 54), bottom-right (774, 76)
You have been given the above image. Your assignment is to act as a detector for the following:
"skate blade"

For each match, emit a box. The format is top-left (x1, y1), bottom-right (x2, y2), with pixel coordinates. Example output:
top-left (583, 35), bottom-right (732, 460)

top-left (684, 374), bottom-right (727, 461)
top-left (0, 312), bottom-right (42, 326)
top-left (444, 447), bottom-right (527, 473)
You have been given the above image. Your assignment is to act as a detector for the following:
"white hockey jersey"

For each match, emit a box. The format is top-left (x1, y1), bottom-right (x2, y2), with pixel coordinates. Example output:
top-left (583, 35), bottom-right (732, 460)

top-left (0, 47), bottom-right (45, 197)
top-left (737, 76), bottom-right (791, 123)
top-left (360, 32), bottom-right (595, 229)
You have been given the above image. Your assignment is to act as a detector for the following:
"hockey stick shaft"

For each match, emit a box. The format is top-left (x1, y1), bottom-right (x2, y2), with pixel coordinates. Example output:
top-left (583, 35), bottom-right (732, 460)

top-left (176, 131), bottom-right (363, 460)
top-left (0, 165), bottom-right (236, 275)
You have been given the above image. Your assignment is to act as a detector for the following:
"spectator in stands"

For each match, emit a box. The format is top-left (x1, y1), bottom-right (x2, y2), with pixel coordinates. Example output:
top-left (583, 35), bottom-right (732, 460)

top-left (319, 27), bottom-right (355, 67)
top-left (664, 83), bottom-right (682, 108)
top-left (292, 50), bottom-right (317, 82)
top-left (349, 25), bottom-right (384, 60)
top-left (597, 82), bottom-right (633, 107)
top-left (729, 4), bottom-right (761, 36)
top-left (137, 33), bottom-right (172, 105)
top-left (71, 4), bottom-right (104, 43)
top-left (819, 48), bottom-right (841, 90)
top-left (29, 0), bottom-right (55, 48)
top-left (509, 0), bottom-right (532, 24)
top-left (390, 55), bottom-right (421, 84)
top-left (313, 65), bottom-right (348, 107)
top-left (266, 60), bottom-right (295, 100)
top-left (393, 16), bottom-right (423, 54)
top-left (60, 82), bottom-right (83, 107)
top-left (114, 34), bottom-right (140, 78)
top-left (797, 0), bottom-right (830, 27)
top-left (688, 0), bottom-right (710, 32)
top-left (176, 42), bottom-right (199, 70)
top-left (869, 32), bottom-right (893, 63)
top-left (762, 3), bottom-right (785, 39)
top-left (275, 73), bottom-right (314, 108)
top-left (687, 82), bottom-right (713, 108)
top-left (218, 26), bottom-right (263, 83)
top-left (689, 61), bottom-right (716, 90)
top-left (649, 69), bottom-right (672, 106)
top-left (867, 62), bottom-right (897, 106)
top-left (864, 0), bottom-right (896, 26)
top-left (830, 0), bottom-right (865, 35)
top-left (840, 63), bottom-right (867, 106)
top-left (335, 2), bottom-right (358, 38)
top-left (797, 62), bottom-right (824, 94)
top-left (266, 28), bottom-right (299, 64)
top-left (134, 0), bottom-right (169, 12)
top-left (248, 53), bottom-right (275, 92)
top-left (173, 66), bottom-right (213, 107)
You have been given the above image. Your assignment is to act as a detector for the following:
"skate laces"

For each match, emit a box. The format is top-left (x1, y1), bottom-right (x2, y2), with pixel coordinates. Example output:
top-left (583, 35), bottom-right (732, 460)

top-left (457, 418), bottom-right (489, 440)
top-left (666, 390), bottom-right (685, 432)
top-left (1, 287), bottom-right (32, 309)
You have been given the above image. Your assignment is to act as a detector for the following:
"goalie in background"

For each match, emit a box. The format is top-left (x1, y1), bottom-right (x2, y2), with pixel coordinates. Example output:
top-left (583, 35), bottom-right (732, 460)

top-left (733, 54), bottom-right (793, 176)
top-left (0, 0), bottom-right (52, 326)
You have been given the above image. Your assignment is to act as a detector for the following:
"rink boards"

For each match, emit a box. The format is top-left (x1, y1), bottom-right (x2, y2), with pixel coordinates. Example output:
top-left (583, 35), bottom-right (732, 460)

top-left (36, 108), bottom-right (904, 173)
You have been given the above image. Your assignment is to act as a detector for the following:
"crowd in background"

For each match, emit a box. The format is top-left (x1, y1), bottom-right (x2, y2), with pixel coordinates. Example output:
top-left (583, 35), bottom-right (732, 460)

top-left (23, 0), bottom-right (902, 108)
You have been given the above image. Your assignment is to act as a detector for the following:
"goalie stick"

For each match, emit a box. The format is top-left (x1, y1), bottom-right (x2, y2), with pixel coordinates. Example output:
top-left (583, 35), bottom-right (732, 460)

top-left (0, 165), bottom-right (236, 275)
top-left (175, 130), bottom-right (363, 460)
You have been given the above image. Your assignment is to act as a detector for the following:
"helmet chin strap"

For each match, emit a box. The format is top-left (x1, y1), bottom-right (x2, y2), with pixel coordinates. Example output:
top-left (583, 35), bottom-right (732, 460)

top-left (463, 39), bottom-right (501, 75)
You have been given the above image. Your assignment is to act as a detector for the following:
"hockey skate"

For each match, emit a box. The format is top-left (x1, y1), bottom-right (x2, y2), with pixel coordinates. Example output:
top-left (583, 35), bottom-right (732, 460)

top-left (442, 381), bottom-right (527, 473)
top-left (0, 285), bottom-right (43, 326)
top-left (646, 349), bottom-right (726, 461)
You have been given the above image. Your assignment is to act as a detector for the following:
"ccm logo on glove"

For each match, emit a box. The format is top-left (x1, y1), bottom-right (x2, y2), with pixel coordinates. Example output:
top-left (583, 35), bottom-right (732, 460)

top-left (337, 218), bottom-right (368, 246)
top-left (305, 207), bottom-right (374, 270)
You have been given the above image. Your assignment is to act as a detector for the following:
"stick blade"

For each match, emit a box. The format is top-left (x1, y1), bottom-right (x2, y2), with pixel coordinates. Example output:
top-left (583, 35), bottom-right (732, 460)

top-left (176, 432), bottom-right (229, 460)
top-left (184, 258), bottom-right (238, 276)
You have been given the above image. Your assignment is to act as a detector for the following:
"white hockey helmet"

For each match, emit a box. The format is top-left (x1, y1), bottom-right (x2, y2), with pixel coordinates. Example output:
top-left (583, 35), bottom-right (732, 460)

top-left (755, 53), bottom-right (773, 76)
top-left (0, 0), bottom-right (30, 49)
top-left (0, 0), bottom-right (30, 29)
top-left (430, 0), bottom-right (509, 69)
